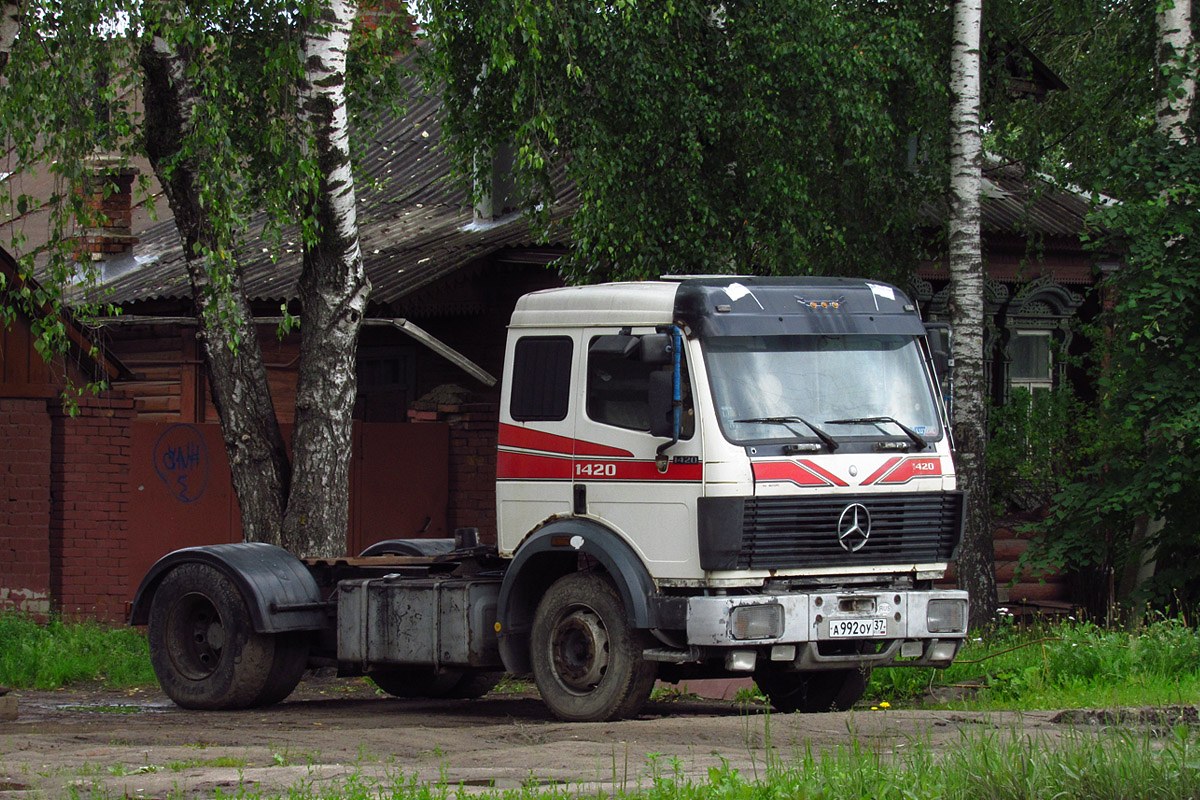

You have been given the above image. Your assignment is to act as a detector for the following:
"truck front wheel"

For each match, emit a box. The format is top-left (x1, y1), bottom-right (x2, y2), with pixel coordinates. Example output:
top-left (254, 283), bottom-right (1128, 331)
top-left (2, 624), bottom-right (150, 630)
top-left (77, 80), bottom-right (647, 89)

top-left (755, 667), bottom-right (870, 713)
top-left (148, 563), bottom-right (291, 710)
top-left (530, 572), bottom-right (657, 722)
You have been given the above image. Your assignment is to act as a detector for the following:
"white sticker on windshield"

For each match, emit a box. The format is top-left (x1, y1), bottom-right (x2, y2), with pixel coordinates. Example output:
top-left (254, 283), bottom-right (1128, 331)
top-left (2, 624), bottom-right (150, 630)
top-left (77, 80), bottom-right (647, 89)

top-left (867, 283), bottom-right (895, 302)
top-left (725, 282), bottom-right (764, 308)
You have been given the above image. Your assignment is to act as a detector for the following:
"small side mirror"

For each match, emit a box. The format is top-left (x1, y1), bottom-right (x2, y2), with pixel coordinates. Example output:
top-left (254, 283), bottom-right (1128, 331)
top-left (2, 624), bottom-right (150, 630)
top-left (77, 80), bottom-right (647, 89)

top-left (639, 333), bottom-right (673, 365)
top-left (924, 322), bottom-right (953, 415)
top-left (648, 370), bottom-right (677, 439)
top-left (924, 324), bottom-right (952, 377)
top-left (589, 334), bottom-right (640, 359)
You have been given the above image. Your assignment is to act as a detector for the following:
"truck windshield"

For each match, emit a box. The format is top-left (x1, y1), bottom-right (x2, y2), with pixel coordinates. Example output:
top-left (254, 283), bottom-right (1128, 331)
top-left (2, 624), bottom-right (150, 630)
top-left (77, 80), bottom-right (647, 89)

top-left (703, 335), bottom-right (941, 445)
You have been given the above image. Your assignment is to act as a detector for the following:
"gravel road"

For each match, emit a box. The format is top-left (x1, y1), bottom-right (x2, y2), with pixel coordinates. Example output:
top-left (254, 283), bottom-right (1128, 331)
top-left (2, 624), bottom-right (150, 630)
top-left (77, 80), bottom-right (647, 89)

top-left (0, 676), bottom-right (1138, 799)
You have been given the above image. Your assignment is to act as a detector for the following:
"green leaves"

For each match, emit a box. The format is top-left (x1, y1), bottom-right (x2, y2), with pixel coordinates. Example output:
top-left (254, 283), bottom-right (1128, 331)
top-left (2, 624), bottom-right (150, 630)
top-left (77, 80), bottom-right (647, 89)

top-left (420, 0), bottom-right (948, 281)
top-left (1027, 121), bottom-right (1200, 613)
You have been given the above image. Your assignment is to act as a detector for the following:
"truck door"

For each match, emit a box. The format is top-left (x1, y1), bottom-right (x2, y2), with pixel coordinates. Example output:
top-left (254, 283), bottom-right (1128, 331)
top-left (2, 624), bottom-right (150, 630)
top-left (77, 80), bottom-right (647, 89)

top-left (573, 327), bottom-right (704, 575)
top-left (496, 333), bottom-right (579, 553)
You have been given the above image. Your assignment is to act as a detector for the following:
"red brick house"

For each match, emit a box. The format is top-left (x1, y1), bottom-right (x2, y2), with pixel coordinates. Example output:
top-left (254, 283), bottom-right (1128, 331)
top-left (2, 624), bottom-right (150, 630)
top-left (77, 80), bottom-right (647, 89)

top-left (0, 248), bottom-right (136, 620)
top-left (1, 60), bottom-right (1106, 619)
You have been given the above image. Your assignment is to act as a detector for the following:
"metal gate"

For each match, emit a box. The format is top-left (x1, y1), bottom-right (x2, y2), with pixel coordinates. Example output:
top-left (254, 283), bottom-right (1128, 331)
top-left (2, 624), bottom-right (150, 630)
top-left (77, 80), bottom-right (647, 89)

top-left (125, 422), bottom-right (450, 597)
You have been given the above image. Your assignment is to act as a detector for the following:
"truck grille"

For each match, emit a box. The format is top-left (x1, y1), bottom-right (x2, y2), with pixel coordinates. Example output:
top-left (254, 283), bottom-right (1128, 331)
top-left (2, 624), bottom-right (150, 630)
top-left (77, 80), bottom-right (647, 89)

top-left (737, 492), bottom-right (962, 570)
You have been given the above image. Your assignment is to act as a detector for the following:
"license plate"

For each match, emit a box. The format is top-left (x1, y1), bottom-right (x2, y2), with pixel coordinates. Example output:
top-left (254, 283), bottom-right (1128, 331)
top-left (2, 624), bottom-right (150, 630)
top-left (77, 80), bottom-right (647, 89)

top-left (828, 618), bottom-right (888, 638)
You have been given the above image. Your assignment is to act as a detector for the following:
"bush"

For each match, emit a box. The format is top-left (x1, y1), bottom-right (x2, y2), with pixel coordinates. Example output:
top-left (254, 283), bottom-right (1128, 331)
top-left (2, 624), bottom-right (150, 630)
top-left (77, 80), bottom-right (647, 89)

top-left (987, 386), bottom-right (1096, 515)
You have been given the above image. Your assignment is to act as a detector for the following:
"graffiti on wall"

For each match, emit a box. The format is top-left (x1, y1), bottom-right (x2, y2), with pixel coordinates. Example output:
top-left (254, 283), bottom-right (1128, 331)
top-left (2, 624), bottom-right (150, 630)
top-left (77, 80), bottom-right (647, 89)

top-left (152, 424), bottom-right (210, 503)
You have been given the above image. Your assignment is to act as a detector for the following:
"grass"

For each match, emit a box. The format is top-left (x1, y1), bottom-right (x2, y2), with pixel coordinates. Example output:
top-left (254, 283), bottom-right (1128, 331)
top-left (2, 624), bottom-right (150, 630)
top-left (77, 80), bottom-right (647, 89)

top-left (754, 726), bottom-right (1200, 800)
top-left (864, 615), bottom-right (1200, 710)
top-left (2, 610), bottom-right (1199, 714)
top-left (0, 613), bottom-right (155, 689)
top-left (59, 726), bottom-right (1200, 799)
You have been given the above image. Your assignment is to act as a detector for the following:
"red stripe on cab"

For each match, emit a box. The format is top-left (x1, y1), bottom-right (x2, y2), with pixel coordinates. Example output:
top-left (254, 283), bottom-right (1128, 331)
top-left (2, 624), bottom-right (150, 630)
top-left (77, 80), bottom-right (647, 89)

top-left (752, 461), bottom-right (830, 486)
top-left (498, 423), bottom-right (633, 458)
top-left (496, 451), bottom-right (574, 480)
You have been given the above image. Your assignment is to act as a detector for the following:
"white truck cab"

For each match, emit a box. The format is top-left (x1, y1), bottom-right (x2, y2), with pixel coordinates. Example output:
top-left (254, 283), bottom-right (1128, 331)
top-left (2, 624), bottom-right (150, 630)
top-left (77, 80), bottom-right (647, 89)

top-left (493, 277), bottom-right (966, 718)
top-left (131, 276), bottom-right (968, 724)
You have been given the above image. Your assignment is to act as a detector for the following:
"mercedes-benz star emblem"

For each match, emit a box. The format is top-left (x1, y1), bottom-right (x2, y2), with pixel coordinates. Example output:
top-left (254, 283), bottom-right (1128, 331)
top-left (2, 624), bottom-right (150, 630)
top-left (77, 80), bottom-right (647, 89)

top-left (837, 503), bottom-right (871, 552)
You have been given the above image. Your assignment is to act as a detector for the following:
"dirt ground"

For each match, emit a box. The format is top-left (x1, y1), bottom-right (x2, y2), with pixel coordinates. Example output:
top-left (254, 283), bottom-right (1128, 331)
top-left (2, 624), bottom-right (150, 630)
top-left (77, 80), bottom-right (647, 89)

top-left (0, 676), bottom-right (1172, 800)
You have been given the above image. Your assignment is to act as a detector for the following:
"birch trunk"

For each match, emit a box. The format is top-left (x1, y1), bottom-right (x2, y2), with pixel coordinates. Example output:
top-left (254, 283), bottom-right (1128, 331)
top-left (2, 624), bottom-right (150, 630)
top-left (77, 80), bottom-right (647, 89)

top-left (281, 0), bottom-right (370, 558)
top-left (1120, 0), bottom-right (1196, 607)
top-left (0, 3), bottom-right (19, 77)
top-left (948, 0), bottom-right (997, 630)
top-left (1156, 0), bottom-right (1195, 142)
top-left (139, 30), bottom-right (291, 547)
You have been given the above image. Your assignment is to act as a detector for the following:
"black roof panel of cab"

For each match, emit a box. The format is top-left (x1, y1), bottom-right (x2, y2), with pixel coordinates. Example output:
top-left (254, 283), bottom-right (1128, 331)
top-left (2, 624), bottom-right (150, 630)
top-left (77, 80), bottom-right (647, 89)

top-left (674, 277), bottom-right (926, 338)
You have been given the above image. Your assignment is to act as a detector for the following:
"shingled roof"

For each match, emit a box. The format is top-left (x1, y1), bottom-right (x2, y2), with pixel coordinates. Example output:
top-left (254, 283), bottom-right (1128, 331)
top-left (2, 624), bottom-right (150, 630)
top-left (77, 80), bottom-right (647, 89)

top-left (85, 64), bottom-right (574, 309)
top-left (5, 63), bottom-right (1093, 311)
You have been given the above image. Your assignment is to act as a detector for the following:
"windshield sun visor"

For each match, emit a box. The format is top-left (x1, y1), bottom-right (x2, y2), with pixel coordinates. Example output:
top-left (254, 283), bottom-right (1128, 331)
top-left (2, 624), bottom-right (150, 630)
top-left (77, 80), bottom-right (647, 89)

top-left (674, 277), bottom-right (927, 339)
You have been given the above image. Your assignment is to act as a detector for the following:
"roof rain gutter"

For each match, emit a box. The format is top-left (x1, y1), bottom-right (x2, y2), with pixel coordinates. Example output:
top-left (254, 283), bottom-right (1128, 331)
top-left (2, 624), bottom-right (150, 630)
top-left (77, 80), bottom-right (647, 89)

top-left (90, 315), bottom-right (497, 387)
top-left (370, 318), bottom-right (496, 387)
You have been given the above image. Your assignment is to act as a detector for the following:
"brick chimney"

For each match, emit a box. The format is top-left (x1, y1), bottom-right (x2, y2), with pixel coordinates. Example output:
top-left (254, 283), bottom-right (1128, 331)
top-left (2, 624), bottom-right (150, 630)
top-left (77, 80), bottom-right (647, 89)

top-left (357, 0), bottom-right (416, 34)
top-left (78, 160), bottom-right (138, 262)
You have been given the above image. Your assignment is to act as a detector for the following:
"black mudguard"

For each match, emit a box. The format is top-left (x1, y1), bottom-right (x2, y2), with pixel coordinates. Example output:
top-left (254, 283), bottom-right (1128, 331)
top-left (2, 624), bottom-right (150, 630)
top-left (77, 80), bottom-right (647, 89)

top-left (128, 542), bottom-right (327, 633)
top-left (496, 518), bottom-right (658, 674)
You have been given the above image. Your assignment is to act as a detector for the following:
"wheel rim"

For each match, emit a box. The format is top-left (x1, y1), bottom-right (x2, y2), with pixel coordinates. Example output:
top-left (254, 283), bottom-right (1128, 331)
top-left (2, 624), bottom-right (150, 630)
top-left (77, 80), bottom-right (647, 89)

top-left (549, 607), bottom-right (610, 694)
top-left (165, 591), bottom-right (226, 681)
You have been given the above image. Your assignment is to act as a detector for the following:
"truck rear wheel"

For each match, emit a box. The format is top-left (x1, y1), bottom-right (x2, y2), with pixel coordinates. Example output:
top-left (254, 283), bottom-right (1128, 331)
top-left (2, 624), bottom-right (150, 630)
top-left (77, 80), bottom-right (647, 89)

top-left (530, 572), bottom-right (657, 722)
top-left (149, 563), bottom-right (279, 710)
top-left (755, 668), bottom-right (870, 713)
top-left (250, 632), bottom-right (310, 707)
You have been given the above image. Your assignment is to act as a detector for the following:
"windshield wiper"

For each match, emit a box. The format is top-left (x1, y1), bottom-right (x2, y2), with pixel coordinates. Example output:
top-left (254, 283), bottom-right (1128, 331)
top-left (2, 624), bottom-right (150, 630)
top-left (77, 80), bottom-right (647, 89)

top-left (734, 416), bottom-right (840, 451)
top-left (824, 416), bottom-right (928, 450)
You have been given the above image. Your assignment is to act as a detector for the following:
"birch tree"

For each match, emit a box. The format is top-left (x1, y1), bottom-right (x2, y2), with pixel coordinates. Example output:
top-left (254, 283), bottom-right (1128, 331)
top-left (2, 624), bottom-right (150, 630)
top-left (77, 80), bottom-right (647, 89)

top-left (2, 1), bottom-right (406, 557)
top-left (140, 0), bottom-right (388, 557)
top-left (139, 6), bottom-right (293, 548)
top-left (1156, 0), bottom-right (1194, 141)
top-left (1019, 0), bottom-right (1200, 615)
top-left (285, 0), bottom-right (370, 557)
top-left (947, 0), bottom-right (998, 629)
top-left (0, 3), bottom-right (18, 75)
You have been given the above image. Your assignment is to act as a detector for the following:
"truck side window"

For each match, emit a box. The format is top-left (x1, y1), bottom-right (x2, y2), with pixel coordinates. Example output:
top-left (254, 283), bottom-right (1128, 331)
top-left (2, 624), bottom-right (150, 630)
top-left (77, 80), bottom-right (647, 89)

top-left (587, 337), bottom-right (694, 438)
top-left (510, 336), bottom-right (573, 421)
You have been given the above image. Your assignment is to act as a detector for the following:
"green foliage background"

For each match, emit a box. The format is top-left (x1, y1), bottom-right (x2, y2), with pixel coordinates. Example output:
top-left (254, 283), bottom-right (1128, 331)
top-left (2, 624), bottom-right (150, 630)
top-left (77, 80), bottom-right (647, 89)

top-left (420, 0), bottom-right (949, 282)
top-left (1035, 129), bottom-right (1200, 613)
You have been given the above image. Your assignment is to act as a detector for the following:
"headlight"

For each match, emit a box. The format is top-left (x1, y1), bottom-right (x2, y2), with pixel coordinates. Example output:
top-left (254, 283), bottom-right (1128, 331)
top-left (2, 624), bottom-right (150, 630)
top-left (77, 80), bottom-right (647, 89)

top-left (926, 599), bottom-right (967, 633)
top-left (929, 641), bottom-right (960, 662)
top-left (729, 604), bottom-right (783, 640)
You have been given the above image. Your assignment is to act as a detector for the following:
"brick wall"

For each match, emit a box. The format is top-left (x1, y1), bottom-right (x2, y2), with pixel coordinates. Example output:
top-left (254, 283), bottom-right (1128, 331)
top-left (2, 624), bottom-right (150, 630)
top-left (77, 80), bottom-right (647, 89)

top-left (0, 398), bottom-right (53, 617)
top-left (49, 396), bottom-right (135, 621)
top-left (409, 393), bottom-right (498, 544)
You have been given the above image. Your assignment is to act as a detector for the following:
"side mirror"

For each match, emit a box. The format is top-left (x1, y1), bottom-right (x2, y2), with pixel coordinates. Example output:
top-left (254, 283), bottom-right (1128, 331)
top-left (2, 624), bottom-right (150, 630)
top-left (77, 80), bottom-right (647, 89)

top-left (639, 333), bottom-right (673, 365)
top-left (923, 322), bottom-right (953, 416)
top-left (648, 370), bottom-right (677, 439)
top-left (589, 334), bottom-right (640, 359)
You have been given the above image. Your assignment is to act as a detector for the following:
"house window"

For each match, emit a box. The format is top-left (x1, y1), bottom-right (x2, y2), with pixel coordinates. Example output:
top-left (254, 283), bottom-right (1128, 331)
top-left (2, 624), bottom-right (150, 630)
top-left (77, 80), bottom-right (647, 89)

top-left (1008, 330), bottom-right (1053, 395)
top-left (510, 336), bottom-right (573, 421)
top-left (356, 346), bottom-right (416, 422)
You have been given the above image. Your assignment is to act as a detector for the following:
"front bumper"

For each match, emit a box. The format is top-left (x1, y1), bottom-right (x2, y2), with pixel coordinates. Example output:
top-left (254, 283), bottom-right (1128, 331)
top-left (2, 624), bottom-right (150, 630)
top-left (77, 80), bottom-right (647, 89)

top-left (683, 589), bottom-right (968, 669)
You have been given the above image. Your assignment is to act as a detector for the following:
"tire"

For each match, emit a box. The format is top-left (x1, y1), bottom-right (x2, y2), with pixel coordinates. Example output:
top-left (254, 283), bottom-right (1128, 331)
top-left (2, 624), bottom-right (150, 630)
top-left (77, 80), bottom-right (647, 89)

top-left (755, 668), bottom-right (870, 713)
top-left (530, 572), bottom-right (657, 722)
top-left (148, 563), bottom-right (276, 710)
top-left (369, 667), bottom-right (465, 698)
top-left (249, 632), bottom-right (310, 707)
top-left (445, 671), bottom-right (503, 699)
